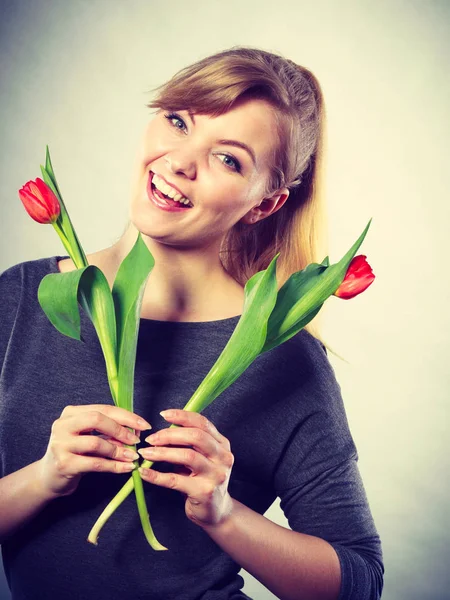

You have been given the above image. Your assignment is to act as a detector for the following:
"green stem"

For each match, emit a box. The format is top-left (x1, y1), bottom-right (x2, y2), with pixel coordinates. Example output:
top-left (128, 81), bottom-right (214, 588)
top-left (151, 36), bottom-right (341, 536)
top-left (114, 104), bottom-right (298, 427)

top-left (52, 221), bottom-right (77, 265)
top-left (53, 219), bottom-right (87, 269)
top-left (87, 423), bottom-right (183, 547)
top-left (87, 458), bottom-right (166, 549)
top-left (132, 468), bottom-right (167, 551)
top-left (87, 469), bottom-right (135, 545)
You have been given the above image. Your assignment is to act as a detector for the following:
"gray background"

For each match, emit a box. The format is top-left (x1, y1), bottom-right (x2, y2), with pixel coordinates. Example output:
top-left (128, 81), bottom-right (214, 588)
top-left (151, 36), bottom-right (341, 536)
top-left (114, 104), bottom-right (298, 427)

top-left (1, 1), bottom-right (449, 599)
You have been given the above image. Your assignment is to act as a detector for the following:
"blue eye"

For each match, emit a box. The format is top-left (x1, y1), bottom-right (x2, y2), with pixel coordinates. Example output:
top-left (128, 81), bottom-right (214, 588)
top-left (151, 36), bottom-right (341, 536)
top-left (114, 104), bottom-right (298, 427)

top-left (164, 112), bottom-right (187, 132)
top-left (218, 154), bottom-right (242, 173)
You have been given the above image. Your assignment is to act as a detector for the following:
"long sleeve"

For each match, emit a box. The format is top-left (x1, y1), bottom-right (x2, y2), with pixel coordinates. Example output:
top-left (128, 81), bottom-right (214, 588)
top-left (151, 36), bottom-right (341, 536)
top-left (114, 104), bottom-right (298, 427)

top-left (270, 336), bottom-right (384, 599)
top-left (0, 263), bottom-right (23, 377)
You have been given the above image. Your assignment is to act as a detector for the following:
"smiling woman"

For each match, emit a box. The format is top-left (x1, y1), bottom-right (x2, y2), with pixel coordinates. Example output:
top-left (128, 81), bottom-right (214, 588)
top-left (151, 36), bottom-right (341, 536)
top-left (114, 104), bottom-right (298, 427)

top-left (0, 46), bottom-right (383, 600)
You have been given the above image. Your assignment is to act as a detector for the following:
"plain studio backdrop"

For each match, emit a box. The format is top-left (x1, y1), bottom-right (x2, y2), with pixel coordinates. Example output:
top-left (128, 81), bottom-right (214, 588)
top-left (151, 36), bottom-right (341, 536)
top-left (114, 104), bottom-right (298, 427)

top-left (0, 1), bottom-right (449, 599)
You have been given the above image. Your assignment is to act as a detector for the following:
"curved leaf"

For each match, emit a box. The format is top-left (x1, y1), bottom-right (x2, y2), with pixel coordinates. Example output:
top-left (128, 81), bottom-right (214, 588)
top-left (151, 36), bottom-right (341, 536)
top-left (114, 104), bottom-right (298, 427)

top-left (78, 267), bottom-right (118, 380)
top-left (183, 253), bottom-right (279, 414)
top-left (112, 233), bottom-right (155, 412)
top-left (38, 269), bottom-right (87, 341)
top-left (38, 266), bottom-right (118, 401)
top-left (264, 219), bottom-right (373, 350)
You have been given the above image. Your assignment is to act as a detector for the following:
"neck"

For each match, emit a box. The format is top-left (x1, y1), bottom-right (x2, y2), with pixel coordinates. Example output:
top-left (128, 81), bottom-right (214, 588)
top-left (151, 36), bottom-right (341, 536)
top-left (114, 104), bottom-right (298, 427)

top-left (108, 223), bottom-right (245, 322)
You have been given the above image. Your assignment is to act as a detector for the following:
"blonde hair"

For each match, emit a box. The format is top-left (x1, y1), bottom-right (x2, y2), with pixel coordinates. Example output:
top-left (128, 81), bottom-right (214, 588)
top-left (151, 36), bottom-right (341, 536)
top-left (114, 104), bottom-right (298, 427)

top-left (146, 46), bottom-right (342, 358)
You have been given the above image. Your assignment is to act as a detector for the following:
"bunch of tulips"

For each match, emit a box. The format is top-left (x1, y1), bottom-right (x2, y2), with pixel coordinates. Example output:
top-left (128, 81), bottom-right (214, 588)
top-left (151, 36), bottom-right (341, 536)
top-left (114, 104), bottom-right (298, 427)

top-left (18, 147), bottom-right (375, 550)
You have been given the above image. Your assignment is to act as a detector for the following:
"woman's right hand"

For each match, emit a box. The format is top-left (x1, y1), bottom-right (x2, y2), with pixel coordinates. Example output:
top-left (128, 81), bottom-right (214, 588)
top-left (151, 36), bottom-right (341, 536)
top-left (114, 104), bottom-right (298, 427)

top-left (37, 404), bottom-right (151, 498)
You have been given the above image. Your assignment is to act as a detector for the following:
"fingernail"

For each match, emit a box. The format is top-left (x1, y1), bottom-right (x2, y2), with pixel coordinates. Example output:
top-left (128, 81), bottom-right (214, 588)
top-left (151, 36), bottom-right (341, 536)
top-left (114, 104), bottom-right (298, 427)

top-left (137, 418), bottom-right (152, 430)
top-left (127, 432), bottom-right (140, 443)
top-left (138, 447), bottom-right (156, 457)
top-left (123, 463), bottom-right (135, 470)
top-left (160, 410), bottom-right (174, 419)
top-left (124, 450), bottom-right (139, 460)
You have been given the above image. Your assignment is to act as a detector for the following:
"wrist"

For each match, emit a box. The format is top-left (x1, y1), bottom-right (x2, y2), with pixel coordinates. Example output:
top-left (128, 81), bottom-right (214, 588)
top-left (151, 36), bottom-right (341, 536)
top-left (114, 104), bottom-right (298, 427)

top-left (199, 494), bottom-right (237, 535)
top-left (33, 459), bottom-right (67, 501)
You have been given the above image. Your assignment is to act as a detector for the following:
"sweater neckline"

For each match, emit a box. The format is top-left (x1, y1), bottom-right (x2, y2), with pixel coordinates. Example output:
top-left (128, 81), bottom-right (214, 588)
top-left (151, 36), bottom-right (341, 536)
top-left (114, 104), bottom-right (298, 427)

top-left (49, 255), bottom-right (242, 328)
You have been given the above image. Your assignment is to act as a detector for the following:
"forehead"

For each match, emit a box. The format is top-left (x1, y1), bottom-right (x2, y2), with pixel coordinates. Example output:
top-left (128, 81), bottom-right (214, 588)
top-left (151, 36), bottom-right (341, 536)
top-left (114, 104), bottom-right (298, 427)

top-left (194, 98), bottom-right (280, 170)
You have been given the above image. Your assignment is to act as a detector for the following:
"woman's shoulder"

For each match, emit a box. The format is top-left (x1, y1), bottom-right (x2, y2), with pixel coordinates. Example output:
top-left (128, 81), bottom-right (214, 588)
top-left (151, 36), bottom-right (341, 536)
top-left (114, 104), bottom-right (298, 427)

top-left (272, 327), bottom-right (329, 370)
top-left (0, 255), bottom-right (60, 288)
top-left (261, 327), bottom-right (343, 411)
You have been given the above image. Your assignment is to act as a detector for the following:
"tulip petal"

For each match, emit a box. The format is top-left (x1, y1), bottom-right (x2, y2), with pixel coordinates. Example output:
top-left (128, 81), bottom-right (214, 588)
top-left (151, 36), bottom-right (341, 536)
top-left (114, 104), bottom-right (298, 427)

top-left (18, 180), bottom-right (59, 224)
top-left (333, 254), bottom-right (375, 299)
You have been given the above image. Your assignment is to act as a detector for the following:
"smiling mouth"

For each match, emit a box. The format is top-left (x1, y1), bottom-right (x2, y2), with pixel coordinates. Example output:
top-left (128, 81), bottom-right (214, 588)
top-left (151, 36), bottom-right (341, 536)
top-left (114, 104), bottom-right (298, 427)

top-left (149, 172), bottom-right (193, 208)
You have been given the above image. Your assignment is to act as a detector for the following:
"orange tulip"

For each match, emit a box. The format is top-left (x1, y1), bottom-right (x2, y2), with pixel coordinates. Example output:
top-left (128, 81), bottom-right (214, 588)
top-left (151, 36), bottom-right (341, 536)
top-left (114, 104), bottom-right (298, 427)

top-left (333, 254), bottom-right (375, 299)
top-left (19, 178), bottom-right (60, 224)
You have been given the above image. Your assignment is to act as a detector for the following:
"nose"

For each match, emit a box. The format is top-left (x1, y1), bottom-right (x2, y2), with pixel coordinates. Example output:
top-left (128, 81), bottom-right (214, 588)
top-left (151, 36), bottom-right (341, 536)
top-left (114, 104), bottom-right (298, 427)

top-left (164, 151), bottom-right (196, 180)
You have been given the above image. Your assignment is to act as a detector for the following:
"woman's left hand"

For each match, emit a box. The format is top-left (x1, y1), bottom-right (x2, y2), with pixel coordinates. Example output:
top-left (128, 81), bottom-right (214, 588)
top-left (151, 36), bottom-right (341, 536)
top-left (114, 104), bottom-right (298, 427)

top-left (137, 409), bottom-right (235, 528)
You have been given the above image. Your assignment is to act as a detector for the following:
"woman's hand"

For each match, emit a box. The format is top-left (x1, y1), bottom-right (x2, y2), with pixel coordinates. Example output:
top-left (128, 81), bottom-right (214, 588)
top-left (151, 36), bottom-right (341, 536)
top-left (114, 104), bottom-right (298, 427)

top-left (137, 409), bottom-right (235, 528)
top-left (38, 405), bottom-right (151, 498)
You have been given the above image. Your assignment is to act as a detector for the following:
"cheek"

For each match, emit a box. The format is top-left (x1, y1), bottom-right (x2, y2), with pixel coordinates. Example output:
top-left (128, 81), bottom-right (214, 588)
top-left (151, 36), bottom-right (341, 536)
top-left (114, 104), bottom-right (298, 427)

top-left (139, 122), bottom-right (168, 164)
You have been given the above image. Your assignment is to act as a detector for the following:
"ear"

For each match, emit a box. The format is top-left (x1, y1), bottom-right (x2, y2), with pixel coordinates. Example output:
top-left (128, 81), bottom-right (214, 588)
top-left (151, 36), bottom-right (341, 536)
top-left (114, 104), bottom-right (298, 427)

top-left (240, 187), bottom-right (290, 225)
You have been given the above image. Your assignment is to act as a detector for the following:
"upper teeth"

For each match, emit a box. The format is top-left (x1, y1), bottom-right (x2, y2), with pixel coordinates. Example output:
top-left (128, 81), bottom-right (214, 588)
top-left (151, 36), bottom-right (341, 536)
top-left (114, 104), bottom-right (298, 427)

top-left (153, 173), bottom-right (191, 205)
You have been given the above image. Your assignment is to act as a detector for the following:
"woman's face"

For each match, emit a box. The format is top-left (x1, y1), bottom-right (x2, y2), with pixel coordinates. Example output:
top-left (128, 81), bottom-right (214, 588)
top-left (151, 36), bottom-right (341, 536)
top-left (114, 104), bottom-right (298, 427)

top-left (129, 96), bottom-right (287, 250)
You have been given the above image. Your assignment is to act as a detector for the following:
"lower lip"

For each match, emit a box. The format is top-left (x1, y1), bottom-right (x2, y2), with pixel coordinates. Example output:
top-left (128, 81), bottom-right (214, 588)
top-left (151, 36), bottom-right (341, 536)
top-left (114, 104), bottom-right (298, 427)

top-left (146, 173), bottom-right (192, 212)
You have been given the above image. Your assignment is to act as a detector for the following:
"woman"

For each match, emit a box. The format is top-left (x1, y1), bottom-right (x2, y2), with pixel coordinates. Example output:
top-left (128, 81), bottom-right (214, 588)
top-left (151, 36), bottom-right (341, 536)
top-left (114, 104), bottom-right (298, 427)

top-left (0, 47), bottom-right (383, 599)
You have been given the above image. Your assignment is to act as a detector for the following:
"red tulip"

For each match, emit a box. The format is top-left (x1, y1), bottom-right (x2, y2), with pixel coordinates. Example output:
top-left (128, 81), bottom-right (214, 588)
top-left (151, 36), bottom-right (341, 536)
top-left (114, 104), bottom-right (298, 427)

top-left (18, 178), bottom-right (60, 224)
top-left (333, 254), bottom-right (375, 299)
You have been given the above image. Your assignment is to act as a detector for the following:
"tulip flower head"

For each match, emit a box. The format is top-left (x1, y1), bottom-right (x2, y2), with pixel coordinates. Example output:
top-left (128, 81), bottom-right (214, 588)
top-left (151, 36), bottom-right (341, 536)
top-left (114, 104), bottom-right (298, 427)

top-left (19, 178), bottom-right (60, 224)
top-left (333, 254), bottom-right (375, 299)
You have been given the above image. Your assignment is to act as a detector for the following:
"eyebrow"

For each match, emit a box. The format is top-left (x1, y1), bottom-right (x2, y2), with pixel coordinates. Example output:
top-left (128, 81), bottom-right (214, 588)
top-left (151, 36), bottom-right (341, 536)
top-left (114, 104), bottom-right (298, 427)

top-left (187, 110), bottom-right (257, 166)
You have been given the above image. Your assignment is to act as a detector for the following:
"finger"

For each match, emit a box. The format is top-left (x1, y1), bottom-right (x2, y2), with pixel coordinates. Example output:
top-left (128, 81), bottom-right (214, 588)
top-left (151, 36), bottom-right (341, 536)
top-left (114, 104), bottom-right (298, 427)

top-left (137, 445), bottom-right (210, 475)
top-left (60, 404), bottom-right (151, 431)
top-left (96, 434), bottom-right (124, 448)
top-left (68, 435), bottom-right (140, 462)
top-left (160, 410), bottom-right (230, 449)
top-left (139, 466), bottom-right (212, 499)
top-left (60, 454), bottom-right (137, 476)
top-left (145, 427), bottom-right (219, 460)
top-left (61, 411), bottom-right (141, 445)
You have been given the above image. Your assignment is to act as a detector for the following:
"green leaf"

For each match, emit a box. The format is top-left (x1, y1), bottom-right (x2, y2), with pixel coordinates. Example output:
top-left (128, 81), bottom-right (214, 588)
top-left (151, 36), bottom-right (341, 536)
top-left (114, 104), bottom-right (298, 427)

top-left (40, 147), bottom-right (87, 269)
top-left (38, 269), bottom-right (88, 342)
top-left (262, 219), bottom-right (373, 352)
top-left (112, 233), bottom-right (155, 413)
top-left (38, 265), bottom-right (118, 403)
top-left (182, 253), bottom-right (279, 414)
top-left (110, 234), bottom-right (157, 550)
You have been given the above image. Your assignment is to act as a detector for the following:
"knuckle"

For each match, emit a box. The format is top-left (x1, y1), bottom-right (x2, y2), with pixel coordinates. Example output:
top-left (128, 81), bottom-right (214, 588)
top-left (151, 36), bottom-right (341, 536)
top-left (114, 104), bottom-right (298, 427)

top-left (54, 456), bottom-right (68, 473)
top-left (190, 428), bottom-right (203, 443)
top-left (50, 419), bottom-right (61, 435)
top-left (201, 483), bottom-right (215, 499)
top-left (216, 469), bottom-right (228, 485)
top-left (88, 411), bottom-right (103, 427)
top-left (183, 448), bottom-right (197, 464)
top-left (91, 459), bottom-right (104, 472)
top-left (167, 473), bottom-right (178, 489)
top-left (61, 405), bottom-right (74, 418)
top-left (222, 438), bottom-right (232, 451)
top-left (223, 451), bottom-right (234, 468)
top-left (49, 440), bottom-right (61, 454)
top-left (198, 414), bottom-right (209, 429)
top-left (87, 436), bottom-right (102, 453)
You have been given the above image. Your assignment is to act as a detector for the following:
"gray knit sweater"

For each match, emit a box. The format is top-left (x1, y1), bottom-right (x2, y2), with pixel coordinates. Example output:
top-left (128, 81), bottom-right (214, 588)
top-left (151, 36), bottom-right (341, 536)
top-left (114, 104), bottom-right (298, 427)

top-left (0, 256), bottom-right (384, 600)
